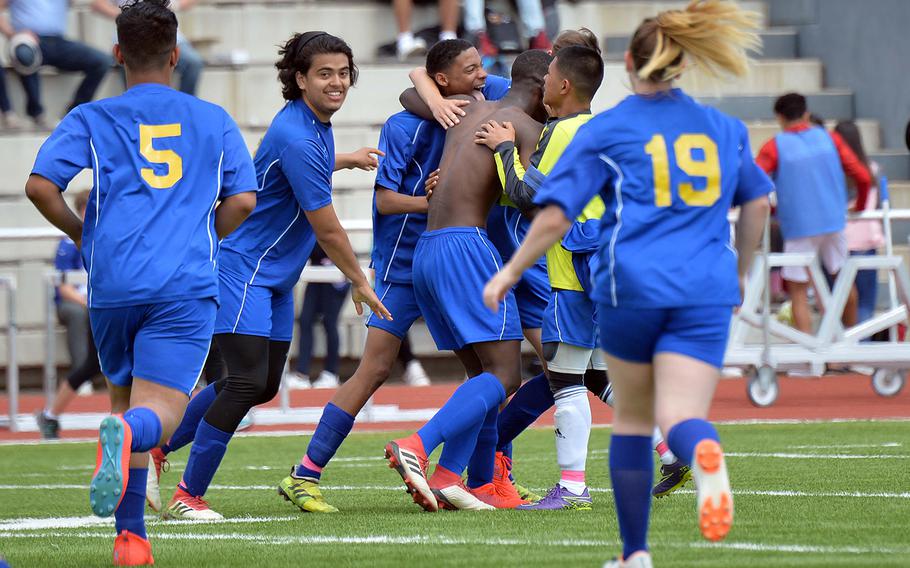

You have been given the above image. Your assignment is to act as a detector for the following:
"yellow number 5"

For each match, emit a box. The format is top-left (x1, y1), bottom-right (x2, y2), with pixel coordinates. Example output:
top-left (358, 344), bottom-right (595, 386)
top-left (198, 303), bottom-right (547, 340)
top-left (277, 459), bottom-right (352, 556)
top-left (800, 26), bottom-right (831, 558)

top-left (645, 133), bottom-right (721, 207)
top-left (140, 124), bottom-right (183, 189)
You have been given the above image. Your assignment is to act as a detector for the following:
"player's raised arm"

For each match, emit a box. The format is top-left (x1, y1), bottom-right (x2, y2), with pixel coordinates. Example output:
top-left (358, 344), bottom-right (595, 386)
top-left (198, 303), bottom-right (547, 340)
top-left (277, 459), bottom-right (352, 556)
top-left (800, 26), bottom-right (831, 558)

top-left (401, 66), bottom-right (470, 128)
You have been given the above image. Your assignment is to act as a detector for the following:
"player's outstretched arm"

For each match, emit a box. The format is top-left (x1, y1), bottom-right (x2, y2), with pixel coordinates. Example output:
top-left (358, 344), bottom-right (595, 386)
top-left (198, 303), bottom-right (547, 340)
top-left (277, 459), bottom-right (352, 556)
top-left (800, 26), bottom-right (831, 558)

top-left (734, 195), bottom-right (771, 299)
top-left (305, 204), bottom-right (392, 320)
top-left (484, 205), bottom-right (572, 311)
top-left (25, 174), bottom-right (83, 245)
top-left (89, 0), bottom-right (121, 19)
top-left (335, 147), bottom-right (385, 172)
top-left (401, 67), bottom-right (471, 129)
top-left (214, 191), bottom-right (257, 239)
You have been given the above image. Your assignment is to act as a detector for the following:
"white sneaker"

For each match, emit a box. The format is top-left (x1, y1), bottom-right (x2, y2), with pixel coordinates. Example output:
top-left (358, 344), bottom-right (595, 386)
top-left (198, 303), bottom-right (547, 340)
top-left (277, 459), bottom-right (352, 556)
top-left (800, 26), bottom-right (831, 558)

top-left (0, 111), bottom-right (22, 130)
top-left (236, 411), bottom-right (254, 432)
top-left (396, 34), bottom-right (427, 61)
top-left (76, 381), bottom-right (94, 396)
top-left (603, 551), bottom-right (652, 568)
top-left (403, 360), bottom-right (431, 386)
top-left (284, 371), bottom-right (312, 390)
top-left (311, 370), bottom-right (340, 389)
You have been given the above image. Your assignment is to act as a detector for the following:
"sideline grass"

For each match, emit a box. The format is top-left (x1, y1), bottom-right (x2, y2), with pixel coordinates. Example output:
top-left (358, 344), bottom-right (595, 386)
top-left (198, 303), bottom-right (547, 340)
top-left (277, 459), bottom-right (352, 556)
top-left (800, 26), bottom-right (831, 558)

top-left (1, 421), bottom-right (909, 567)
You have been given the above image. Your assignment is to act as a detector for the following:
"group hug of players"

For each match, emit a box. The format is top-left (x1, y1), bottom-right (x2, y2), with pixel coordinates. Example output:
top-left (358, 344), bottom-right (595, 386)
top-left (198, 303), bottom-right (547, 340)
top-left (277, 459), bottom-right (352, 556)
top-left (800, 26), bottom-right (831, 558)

top-left (26, 0), bottom-right (774, 566)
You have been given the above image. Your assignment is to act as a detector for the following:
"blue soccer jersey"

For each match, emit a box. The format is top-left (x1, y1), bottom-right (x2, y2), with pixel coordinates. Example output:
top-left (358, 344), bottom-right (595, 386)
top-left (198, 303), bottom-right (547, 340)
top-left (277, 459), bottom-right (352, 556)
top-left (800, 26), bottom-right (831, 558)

top-left (372, 111), bottom-right (445, 284)
top-left (219, 100), bottom-right (336, 291)
top-left (535, 88), bottom-right (773, 309)
top-left (31, 83), bottom-right (258, 308)
top-left (482, 74), bottom-right (511, 101)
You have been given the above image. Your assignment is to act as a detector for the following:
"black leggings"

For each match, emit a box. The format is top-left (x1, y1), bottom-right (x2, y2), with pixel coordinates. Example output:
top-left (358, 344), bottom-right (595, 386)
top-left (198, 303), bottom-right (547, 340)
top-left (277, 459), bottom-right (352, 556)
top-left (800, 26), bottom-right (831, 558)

top-left (203, 333), bottom-right (290, 433)
top-left (65, 329), bottom-right (101, 390)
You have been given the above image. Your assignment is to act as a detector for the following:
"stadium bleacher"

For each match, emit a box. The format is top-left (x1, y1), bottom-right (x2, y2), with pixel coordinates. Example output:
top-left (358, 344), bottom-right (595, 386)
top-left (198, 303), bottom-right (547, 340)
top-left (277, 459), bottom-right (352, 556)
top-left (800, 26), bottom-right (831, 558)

top-left (0, 0), bottom-right (908, 377)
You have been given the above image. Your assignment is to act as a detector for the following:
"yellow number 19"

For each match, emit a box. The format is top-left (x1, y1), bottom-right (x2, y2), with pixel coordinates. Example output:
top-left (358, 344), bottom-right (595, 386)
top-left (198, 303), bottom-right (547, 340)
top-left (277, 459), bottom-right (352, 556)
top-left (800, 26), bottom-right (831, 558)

top-left (140, 124), bottom-right (183, 189)
top-left (644, 133), bottom-right (720, 208)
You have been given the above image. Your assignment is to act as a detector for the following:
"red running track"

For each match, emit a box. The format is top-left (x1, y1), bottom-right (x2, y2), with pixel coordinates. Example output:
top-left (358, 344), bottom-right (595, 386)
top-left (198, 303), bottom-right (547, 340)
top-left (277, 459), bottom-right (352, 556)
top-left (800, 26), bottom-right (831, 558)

top-left (1, 374), bottom-right (907, 442)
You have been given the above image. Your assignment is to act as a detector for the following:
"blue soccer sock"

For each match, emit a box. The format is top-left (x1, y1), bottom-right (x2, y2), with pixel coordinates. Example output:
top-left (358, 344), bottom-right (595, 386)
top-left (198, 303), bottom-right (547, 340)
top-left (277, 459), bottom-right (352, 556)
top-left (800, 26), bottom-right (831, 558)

top-left (295, 402), bottom-right (355, 480)
top-left (496, 373), bottom-right (553, 452)
top-left (437, 424), bottom-right (482, 476)
top-left (667, 418), bottom-right (720, 466)
top-left (123, 407), bottom-right (162, 453)
top-left (466, 404), bottom-right (499, 488)
top-left (416, 372), bottom-right (506, 455)
top-left (161, 382), bottom-right (219, 455)
top-left (610, 434), bottom-right (653, 560)
top-left (115, 467), bottom-right (148, 539)
top-left (180, 418), bottom-right (233, 497)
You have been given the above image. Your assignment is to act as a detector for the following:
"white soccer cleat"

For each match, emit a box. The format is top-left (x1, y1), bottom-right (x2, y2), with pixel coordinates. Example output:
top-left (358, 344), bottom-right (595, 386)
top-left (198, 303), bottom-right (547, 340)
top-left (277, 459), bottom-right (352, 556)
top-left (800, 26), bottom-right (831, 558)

top-left (429, 466), bottom-right (494, 511)
top-left (603, 551), bottom-right (652, 568)
top-left (692, 439), bottom-right (733, 542)
top-left (162, 488), bottom-right (224, 520)
top-left (403, 360), bottom-right (431, 387)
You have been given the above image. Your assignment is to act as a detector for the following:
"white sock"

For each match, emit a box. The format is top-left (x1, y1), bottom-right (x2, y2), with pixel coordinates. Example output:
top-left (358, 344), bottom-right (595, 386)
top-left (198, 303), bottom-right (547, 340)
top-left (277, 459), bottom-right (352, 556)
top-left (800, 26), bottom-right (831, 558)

top-left (653, 426), bottom-right (676, 465)
top-left (43, 409), bottom-right (58, 420)
top-left (554, 385), bottom-right (591, 491)
top-left (439, 30), bottom-right (458, 41)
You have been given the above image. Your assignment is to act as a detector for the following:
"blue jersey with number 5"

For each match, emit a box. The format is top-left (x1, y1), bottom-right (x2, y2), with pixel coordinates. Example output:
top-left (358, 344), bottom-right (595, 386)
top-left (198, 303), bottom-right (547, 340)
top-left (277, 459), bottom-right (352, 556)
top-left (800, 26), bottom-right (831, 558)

top-left (534, 88), bottom-right (773, 309)
top-left (31, 83), bottom-right (258, 309)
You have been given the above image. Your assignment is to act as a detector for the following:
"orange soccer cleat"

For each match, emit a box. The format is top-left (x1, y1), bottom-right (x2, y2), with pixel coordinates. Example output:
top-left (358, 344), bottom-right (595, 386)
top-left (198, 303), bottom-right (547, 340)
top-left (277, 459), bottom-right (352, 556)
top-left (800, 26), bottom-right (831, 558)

top-left (112, 530), bottom-right (154, 566)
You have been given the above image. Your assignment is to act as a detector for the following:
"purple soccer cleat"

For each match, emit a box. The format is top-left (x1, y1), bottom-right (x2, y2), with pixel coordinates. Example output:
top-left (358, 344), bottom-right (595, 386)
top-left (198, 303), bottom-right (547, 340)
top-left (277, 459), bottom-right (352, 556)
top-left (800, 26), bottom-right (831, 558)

top-left (652, 460), bottom-right (693, 498)
top-left (516, 484), bottom-right (593, 511)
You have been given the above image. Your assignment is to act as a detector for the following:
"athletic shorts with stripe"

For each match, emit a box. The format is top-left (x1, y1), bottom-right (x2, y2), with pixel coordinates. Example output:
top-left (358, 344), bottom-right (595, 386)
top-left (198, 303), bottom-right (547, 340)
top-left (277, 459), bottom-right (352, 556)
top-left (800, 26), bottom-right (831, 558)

top-left (366, 279), bottom-right (424, 339)
top-left (541, 289), bottom-right (606, 374)
top-left (413, 227), bottom-right (523, 351)
top-left (90, 299), bottom-right (217, 395)
top-left (514, 262), bottom-right (549, 330)
top-left (214, 267), bottom-right (295, 342)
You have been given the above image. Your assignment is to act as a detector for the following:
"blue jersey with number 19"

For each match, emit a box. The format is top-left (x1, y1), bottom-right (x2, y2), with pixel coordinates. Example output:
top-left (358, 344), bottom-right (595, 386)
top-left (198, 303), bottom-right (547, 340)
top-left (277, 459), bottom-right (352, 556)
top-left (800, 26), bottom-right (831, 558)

top-left (535, 89), bottom-right (773, 309)
top-left (31, 83), bottom-right (258, 309)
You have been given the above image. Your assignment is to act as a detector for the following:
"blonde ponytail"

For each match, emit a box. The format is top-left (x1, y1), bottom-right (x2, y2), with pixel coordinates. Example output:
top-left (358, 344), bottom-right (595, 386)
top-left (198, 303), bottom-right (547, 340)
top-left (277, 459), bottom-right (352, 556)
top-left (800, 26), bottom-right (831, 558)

top-left (632, 0), bottom-right (762, 82)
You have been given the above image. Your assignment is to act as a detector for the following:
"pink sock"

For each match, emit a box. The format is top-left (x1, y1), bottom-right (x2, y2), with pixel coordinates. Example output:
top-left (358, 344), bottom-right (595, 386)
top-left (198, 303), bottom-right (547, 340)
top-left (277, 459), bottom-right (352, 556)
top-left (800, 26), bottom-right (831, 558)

top-left (300, 455), bottom-right (323, 473)
top-left (561, 470), bottom-right (585, 484)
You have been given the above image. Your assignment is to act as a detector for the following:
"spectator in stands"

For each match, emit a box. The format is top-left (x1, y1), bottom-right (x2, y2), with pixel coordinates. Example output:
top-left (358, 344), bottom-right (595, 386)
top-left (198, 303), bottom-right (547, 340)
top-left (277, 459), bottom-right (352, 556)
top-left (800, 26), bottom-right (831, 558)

top-left (465, 0), bottom-right (551, 57)
top-left (837, 120), bottom-right (884, 324)
top-left (35, 189), bottom-right (100, 439)
top-left (91, 0), bottom-right (204, 96)
top-left (756, 92), bottom-right (868, 334)
top-left (287, 244), bottom-right (351, 390)
top-left (393, 0), bottom-right (459, 60)
top-left (0, 68), bottom-right (21, 129)
top-left (397, 334), bottom-right (431, 386)
top-left (0, 0), bottom-right (112, 127)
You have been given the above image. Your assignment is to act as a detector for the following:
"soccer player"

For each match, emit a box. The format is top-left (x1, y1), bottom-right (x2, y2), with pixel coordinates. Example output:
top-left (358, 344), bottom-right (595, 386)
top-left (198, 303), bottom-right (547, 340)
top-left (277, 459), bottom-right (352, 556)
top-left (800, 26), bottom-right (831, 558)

top-left (473, 46), bottom-right (693, 504)
top-left (483, 1), bottom-right (772, 564)
top-left (24, 1), bottom-right (258, 564)
top-left (384, 49), bottom-right (552, 512)
top-left (277, 39), bottom-right (501, 513)
top-left (161, 31), bottom-right (390, 520)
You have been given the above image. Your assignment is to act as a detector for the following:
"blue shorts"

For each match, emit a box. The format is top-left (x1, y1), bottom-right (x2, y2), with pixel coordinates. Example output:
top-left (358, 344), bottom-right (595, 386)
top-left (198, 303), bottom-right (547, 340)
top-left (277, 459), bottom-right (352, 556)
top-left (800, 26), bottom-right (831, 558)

top-left (90, 299), bottom-right (216, 395)
top-left (514, 262), bottom-right (548, 330)
top-left (366, 279), bottom-right (423, 339)
top-left (542, 289), bottom-right (597, 349)
top-left (214, 269), bottom-right (295, 341)
top-left (597, 304), bottom-right (733, 368)
top-left (413, 227), bottom-right (523, 351)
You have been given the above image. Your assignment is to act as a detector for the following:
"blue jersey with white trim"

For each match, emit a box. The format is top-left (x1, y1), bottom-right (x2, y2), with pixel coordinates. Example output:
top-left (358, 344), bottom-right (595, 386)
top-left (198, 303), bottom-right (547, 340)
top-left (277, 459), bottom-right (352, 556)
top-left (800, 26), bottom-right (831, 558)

top-left (219, 100), bottom-right (336, 292)
top-left (534, 89), bottom-right (773, 308)
top-left (31, 83), bottom-right (257, 309)
top-left (371, 111), bottom-right (444, 284)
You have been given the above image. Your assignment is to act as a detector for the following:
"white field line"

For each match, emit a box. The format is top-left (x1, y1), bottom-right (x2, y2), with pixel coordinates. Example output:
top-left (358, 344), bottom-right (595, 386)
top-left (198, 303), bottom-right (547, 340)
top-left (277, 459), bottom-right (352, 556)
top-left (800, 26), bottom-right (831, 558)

top-left (589, 449), bottom-right (910, 459)
top-left (0, 515), bottom-right (298, 531)
top-left (0, 529), bottom-right (908, 556)
top-left (787, 443), bottom-right (902, 449)
top-left (1, 483), bottom-right (907, 500)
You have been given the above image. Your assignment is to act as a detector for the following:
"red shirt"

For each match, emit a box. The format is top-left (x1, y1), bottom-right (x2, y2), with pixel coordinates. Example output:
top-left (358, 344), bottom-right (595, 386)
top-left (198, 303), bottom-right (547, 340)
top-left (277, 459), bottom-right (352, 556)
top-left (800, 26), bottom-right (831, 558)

top-left (756, 122), bottom-right (872, 211)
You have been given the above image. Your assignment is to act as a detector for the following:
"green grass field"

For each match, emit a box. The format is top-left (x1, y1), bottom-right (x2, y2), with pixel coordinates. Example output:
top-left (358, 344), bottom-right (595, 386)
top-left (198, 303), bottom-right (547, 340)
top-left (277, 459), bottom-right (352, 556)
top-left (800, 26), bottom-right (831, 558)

top-left (1, 421), bottom-right (909, 567)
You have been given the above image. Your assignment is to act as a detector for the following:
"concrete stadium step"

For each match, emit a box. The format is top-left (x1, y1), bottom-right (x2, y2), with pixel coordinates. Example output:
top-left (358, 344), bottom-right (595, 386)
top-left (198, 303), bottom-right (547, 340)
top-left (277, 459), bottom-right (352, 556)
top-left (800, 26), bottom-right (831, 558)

top-left (696, 90), bottom-right (855, 121)
top-left (1, 55), bottom-right (824, 143)
top-left (556, 0), bottom-right (767, 39)
top-left (870, 150), bottom-right (910, 182)
top-left (605, 27), bottom-right (799, 60)
top-left (884, 181), bottom-right (910, 209)
top-left (744, 119), bottom-right (881, 156)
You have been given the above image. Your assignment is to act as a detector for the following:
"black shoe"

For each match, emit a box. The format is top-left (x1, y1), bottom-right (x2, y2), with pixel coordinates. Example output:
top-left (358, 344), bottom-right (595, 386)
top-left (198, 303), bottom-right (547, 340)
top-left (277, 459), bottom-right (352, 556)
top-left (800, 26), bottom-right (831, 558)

top-left (35, 412), bottom-right (60, 439)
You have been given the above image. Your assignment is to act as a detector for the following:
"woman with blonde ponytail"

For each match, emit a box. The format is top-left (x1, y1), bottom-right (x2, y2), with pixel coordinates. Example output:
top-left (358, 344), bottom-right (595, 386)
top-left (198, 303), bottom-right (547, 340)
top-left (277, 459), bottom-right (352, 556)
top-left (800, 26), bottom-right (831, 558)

top-left (483, 2), bottom-right (773, 566)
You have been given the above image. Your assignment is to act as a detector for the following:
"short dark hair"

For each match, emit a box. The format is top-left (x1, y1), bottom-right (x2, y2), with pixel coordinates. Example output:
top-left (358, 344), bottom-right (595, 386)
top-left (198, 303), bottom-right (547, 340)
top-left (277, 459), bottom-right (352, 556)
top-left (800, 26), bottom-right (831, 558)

top-left (276, 32), bottom-right (357, 101)
top-left (553, 28), bottom-right (600, 54)
top-left (426, 39), bottom-right (474, 76)
top-left (554, 46), bottom-right (604, 102)
top-left (774, 93), bottom-right (807, 121)
top-left (116, 0), bottom-right (178, 72)
top-left (510, 49), bottom-right (552, 87)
